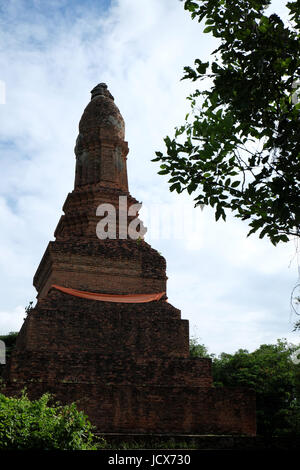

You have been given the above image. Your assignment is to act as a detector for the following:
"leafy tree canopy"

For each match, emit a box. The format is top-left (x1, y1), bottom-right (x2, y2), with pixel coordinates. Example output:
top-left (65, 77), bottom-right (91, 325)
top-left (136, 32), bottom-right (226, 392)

top-left (154, 0), bottom-right (300, 245)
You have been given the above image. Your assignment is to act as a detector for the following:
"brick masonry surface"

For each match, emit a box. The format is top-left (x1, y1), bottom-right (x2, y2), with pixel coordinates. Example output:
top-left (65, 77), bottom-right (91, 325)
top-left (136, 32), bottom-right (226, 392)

top-left (2, 84), bottom-right (256, 436)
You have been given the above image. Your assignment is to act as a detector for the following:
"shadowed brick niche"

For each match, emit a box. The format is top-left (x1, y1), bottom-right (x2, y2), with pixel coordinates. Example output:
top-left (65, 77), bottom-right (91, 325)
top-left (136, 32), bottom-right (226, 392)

top-left (2, 83), bottom-right (256, 436)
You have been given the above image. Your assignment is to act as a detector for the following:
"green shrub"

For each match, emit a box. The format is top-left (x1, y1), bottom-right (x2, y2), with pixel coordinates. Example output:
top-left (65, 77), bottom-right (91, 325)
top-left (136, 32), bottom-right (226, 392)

top-left (0, 391), bottom-right (99, 450)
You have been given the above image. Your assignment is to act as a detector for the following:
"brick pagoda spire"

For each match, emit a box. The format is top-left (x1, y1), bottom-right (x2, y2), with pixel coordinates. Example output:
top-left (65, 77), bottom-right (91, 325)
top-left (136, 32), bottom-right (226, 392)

top-left (2, 84), bottom-right (255, 436)
top-left (33, 82), bottom-right (163, 300)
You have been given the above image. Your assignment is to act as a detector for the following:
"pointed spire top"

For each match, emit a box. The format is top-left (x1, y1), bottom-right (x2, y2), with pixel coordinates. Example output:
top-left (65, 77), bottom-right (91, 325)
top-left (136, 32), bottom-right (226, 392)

top-left (90, 83), bottom-right (114, 101)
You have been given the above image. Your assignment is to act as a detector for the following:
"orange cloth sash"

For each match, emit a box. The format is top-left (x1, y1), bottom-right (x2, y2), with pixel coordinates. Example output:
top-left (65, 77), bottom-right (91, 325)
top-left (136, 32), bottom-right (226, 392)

top-left (51, 284), bottom-right (165, 303)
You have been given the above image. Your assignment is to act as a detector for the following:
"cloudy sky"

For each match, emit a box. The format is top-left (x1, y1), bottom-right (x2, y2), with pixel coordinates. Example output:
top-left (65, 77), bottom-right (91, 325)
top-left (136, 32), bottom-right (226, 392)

top-left (0, 0), bottom-right (299, 355)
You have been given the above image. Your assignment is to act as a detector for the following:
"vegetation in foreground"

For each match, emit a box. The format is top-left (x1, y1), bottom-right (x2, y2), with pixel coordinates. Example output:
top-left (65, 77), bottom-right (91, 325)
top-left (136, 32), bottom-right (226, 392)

top-left (0, 391), bottom-right (99, 450)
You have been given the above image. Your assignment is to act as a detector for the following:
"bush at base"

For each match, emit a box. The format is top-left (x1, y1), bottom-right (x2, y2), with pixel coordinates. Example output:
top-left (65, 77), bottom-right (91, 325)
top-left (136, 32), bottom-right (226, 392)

top-left (0, 391), bottom-right (99, 450)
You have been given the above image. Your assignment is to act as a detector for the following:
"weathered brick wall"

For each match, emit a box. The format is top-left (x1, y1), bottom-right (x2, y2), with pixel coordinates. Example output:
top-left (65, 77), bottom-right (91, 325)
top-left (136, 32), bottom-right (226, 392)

top-left (55, 188), bottom-right (142, 240)
top-left (12, 291), bottom-right (187, 357)
top-left (3, 289), bottom-right (256, 436)
top-left (2, 84), bottom-right (256, 438)
top-left (34, 238), bottom-right (166, 299)
top-left (5, 352), bottom-right (212, 387)
top-left (3, 382), bottom-right (256, 436)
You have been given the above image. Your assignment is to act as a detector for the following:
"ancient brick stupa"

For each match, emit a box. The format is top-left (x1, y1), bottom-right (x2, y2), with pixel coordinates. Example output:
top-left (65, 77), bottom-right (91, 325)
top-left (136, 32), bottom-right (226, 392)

top-left (3, 84), bottom-right (255, 435)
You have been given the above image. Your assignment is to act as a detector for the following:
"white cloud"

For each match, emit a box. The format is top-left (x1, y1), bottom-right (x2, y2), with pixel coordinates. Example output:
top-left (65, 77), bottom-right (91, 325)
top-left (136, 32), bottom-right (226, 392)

top-left (0, 306), bottom-right (25, 335)
top-left (0, 0), bottom-right (298, 353)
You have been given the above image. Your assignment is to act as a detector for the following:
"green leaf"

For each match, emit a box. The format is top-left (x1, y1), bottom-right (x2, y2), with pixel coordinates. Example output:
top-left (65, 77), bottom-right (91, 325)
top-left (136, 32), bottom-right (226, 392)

top-left (195, 59), bottom-right (209, 74)
top-left (211, 62), bottom-right (220, 74)
top-left (170, 182), bottom-right (181, 192)
top-left (153, 1), bottom-right (299, 247)
top-left (259, 227), bottom-right (269, 239)
top-left (184, 1), bottom-right (199, 13)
